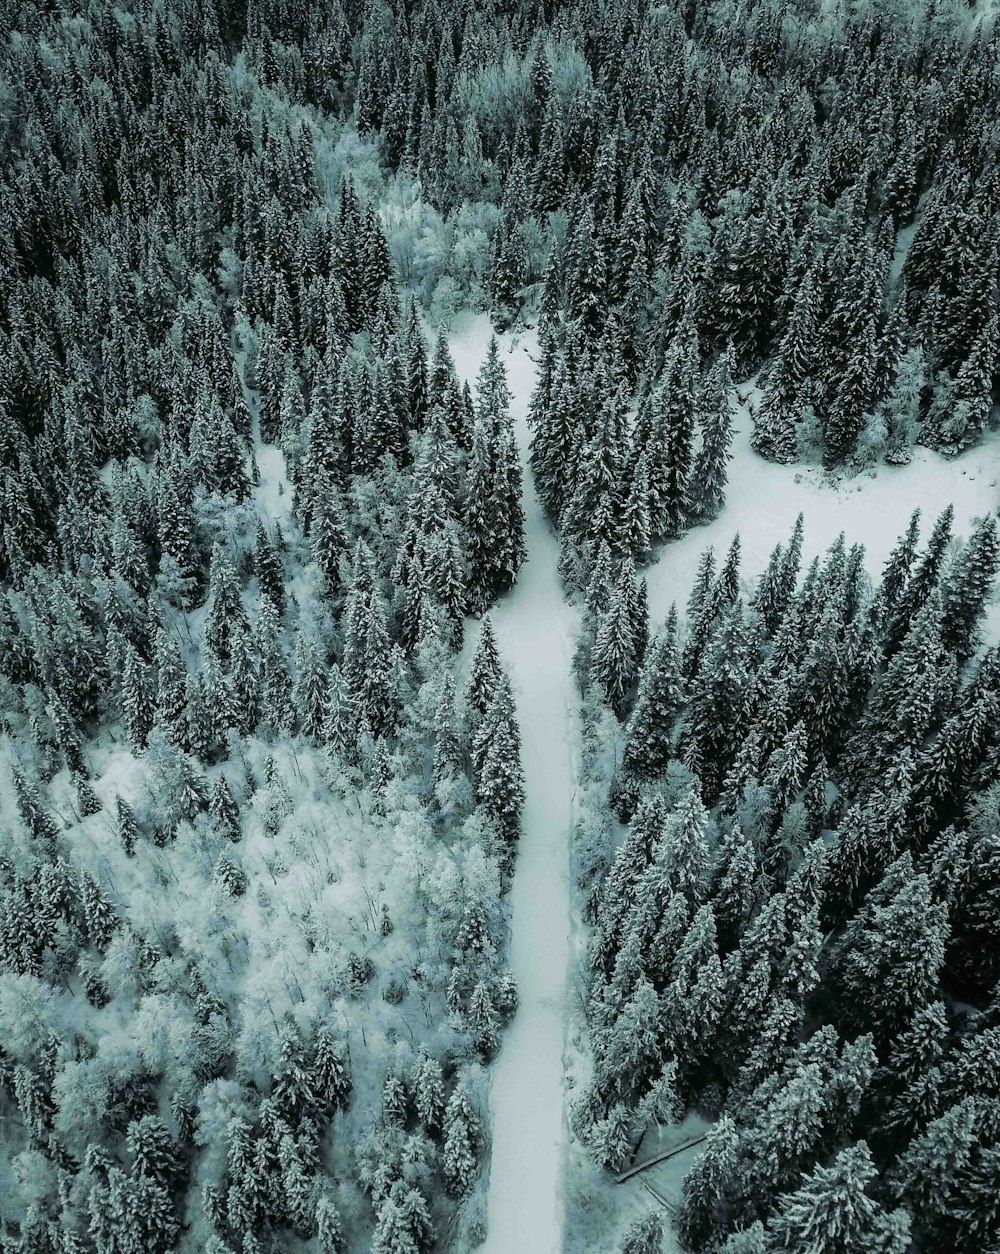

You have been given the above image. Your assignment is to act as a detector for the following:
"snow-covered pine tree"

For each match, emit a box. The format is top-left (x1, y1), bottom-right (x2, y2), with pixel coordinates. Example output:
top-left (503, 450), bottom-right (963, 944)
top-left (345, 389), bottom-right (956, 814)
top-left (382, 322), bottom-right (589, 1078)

top-left (691, 348), bottom-right (735, 521)
top-left (154, 629), bottom-right (189, 747)
top-left (833, 853), bottom-right (949, 1046)
top-left (766, 1142), bottom-right (909, 1254)
top-left (432, 674), bottom-right (465, 786)
top-left (465, 616), bottom-right (503, 718)
top-left (115, 795), bottom-right (140, 857)
top-left (621, 607), bottom-right (682, 783)
top-left (530, 355), bottom-right (580, 523)
top-left (121, 643), bottom-right (153, 750)
top-left (592, 563), bottom-right (641, 718)
top-left (475, 684), bottom-right (525, 841)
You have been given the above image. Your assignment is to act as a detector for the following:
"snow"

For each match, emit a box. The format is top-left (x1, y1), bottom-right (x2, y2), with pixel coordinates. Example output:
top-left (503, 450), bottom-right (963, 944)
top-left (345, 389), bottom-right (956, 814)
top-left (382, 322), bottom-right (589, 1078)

top-left (254, 444), bottom-right (293, 529)
top-left (645, 394), bottom-right (1000, 634)
top-left (451, 314), bottom-right (578, 1254)
top-left (594, 1114), bottom-right (710, 1223)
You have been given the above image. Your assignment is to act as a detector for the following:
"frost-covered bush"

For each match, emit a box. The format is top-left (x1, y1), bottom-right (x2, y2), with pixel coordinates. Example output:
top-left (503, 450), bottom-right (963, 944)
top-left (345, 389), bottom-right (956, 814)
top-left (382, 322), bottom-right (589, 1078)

top-left (853, 412), bottom-right (888, 469)
top-left (796, 405), bottom-right (825, 463)
top-left (429, 274), bottom-right (464, 327)
top-left (461, 1180), bottom-right (490, 1247)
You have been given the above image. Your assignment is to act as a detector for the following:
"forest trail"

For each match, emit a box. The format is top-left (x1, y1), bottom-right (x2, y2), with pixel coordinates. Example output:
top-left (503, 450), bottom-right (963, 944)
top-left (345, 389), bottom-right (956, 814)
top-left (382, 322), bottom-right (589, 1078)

top-left (455, 320), bottom-right (577, 1254)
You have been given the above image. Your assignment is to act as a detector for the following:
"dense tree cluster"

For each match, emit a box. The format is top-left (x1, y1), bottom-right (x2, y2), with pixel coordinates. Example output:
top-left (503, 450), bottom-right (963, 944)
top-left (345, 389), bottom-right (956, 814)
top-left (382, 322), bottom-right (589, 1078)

top-left (573, 510), bottom-right (1000, 1251)
top-left (350, 0), bottom-right (997, 468)
top-left (0, 0), bottom-right (529, 1249)
top-left (530, 323), bottom-right (736, 590)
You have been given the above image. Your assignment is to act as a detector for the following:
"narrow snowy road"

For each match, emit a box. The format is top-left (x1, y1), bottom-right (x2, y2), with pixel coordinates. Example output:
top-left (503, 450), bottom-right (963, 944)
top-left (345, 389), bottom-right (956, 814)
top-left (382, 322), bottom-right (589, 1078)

top-left (454, 319), bottom-right (577, 1254)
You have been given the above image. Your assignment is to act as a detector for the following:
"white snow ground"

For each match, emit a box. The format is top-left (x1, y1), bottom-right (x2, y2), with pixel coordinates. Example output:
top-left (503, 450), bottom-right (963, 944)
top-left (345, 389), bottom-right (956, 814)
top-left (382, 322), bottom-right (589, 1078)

top-left (452, 315), bottom-right (578, 1254)
top-left (645, 392), bottom-right (1000, 635)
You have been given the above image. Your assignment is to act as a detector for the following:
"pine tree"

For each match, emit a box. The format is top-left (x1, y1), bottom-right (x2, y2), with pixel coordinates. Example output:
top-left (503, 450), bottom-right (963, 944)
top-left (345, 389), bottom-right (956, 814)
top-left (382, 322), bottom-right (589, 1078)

top-left (465, 616), bottom-right (502, 717)
top-left (845, 596), bottom-right (955, 790)
top-left (777, 903), bottom-right (822, 1003)
top-left (692, 349), bottom-right (735, 521)
top-left (228, 621), bottom-right (260, 735)
top-left (712, 833), bottom-right (761, 953)
top-left (593, 566), bottom-right (641, 718)
top-left (316, 1195), bottom-right (346, 1254)
top-left (567, 205), bottom-right (607, 332)
top-left (876, 509), bottom-right (921, 625)
top-left (321, 663), bottom-right (355, 756)
top-left (679, 602), bottom-right (750, 799)
top-left (154, 629), bottom-right (189, 747)
top-left (186, 672), bottom-right (214, 763)
top-left (599, 972), bottom-right (664, 1113)
top-left (835, 854), bottom-right (949, 1046)
top-left (213, 850), bottom-right (246, 897)
top-left (676, 1115), bottom-right (741, 1251)
top-left (621, 609), bottom-right (683, 783)
top-left (767, 1142), bottom-right (907, 1254)
top-left (621, 449), bottom-right (654, 565)
top-left (403, 298), bottom-right (430, 431)
top-left (889, 1096), bottom-right (979, 1233)
top-left (754, 267), bottom-right (821, 462)
top-left (938, 515), bottom-right (999, 659)
top-left (309, 475), bottom-right (349, 595)
top-left (292, 630), bottom-right (328, 739)
top-left (443, 1085), bottom-right (479, 1198)
top-left (530, 356), bottom-right (580, 523)
top-left (202, 645), bottom-right (236, 751)
top-left (884, 504), bottom-right (953, 656)
top-left (592, 794), bottom-right (669, 974)
top-left (254, 522), bottom-right (285, 611)
top-left (465, 341), bottom-right (525, 611)
top-left (476, 689), bottom-right (525, 841)
top-left (432, 674), bottom-right (464, 786)
top-left (372, 1181), bottom-right (432, 1254)
top-left (559, 383), bottom-right (626, 565)
top-left (875, 999), bottom-right (949, 1143)
top-left (489, 212), bottom-right (527, 319)
top-left (343, 583), bottom-right (395, 739)
top-left (119, 641), bottom-right (153, 751)
top-left (878, 346), bottom-right (925, 465)
top-left (468, 980), bottom-right (501, 1059)
top-left (653, 332), bottom-right (699, 539)
top-left (116, 795), bottom-right (140, 857)
top-left (618, 1212), bottom-right (664, 1254)
top-left (410, 1051), bottom-right (446, 1132)
top-left (312, 1021), bottom-right (352, 1114)
top-left (128, 1115), bottom-right (182, 1189)
top-left (75, 770), bottom-right (103, 818)
top-left (662, 785), bottom-right (711, 905)
top-left (11, 769), bottom-right (60, 846)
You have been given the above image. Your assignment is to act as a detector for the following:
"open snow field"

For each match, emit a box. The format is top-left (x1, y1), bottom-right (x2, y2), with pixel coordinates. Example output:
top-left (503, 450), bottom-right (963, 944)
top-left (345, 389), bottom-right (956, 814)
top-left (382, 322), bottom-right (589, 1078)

top-left (645, 391), bottom-right (1000, 635)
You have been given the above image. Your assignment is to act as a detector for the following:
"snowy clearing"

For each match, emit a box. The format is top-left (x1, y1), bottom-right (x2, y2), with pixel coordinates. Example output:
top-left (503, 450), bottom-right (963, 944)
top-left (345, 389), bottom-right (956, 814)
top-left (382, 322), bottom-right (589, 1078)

top-left (646, 394), bottom-right (1000, 634)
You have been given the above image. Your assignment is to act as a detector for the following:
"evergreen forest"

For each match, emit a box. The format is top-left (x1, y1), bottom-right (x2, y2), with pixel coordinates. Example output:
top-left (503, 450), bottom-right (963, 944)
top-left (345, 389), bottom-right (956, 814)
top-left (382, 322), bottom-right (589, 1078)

top-left (0, 0), bottom-right (998, 1250)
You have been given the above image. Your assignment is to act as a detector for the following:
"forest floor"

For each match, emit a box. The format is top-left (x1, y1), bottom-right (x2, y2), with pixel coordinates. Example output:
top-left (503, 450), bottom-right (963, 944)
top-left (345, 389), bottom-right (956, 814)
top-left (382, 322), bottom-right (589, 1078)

top-left (452, 315), bottom-right (578, 1254)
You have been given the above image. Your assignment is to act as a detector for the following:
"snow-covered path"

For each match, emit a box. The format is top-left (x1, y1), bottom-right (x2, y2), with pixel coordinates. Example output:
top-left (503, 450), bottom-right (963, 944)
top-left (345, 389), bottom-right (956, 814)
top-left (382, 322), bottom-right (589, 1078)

top-left (452, 316), bottom-right (576, 1254)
